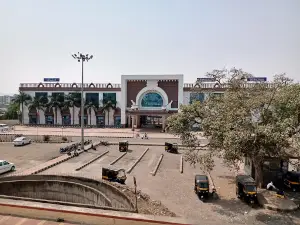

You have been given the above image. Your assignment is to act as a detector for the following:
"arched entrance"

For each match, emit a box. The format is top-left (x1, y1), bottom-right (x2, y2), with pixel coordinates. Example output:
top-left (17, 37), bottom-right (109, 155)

top-left (78, 109), bottom-right (88, 126)
top-left (44, 108), bottom-right (54, 125)
top-left (28, 108), bottom-right (37, 124)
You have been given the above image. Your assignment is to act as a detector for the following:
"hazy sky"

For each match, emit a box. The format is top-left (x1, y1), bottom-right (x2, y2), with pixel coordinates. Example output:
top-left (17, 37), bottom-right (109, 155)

top-left (0, 0), bottom-right (299, 94)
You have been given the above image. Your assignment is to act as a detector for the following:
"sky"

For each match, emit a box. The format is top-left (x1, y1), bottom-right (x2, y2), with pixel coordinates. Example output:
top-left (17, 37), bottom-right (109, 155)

top-left (0, 0), bottom-right (299, 94)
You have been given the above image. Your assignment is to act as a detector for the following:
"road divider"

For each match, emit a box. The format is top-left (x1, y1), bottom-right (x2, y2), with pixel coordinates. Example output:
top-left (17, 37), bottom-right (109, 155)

top-left (109, 152), bottom-right (127, 165)
top-left (151, 154), bottom-right (164, 176)
top-left (76, 151), bottom-right (109, 171)
top-left (180, 156), bottom-right (183, 173)
top-left (126, 148), bottom-right (149, 174)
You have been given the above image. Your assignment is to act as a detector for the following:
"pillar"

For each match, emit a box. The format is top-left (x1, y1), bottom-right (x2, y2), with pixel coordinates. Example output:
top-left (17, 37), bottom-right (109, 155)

top-left (131, 115), bottom-right (136, 130)
top-left (136, 115), bottom-right (140, 128)
top-left (56, 109), bottom-right (62, 125)
top-left (128, 115), bottom-right (131, 127)
top-left (162, 115), bottom-right (166, 132)
top-left (39, 110), bottom-right (45, 124)
top-left (90, 109), bottom-right (96, 126)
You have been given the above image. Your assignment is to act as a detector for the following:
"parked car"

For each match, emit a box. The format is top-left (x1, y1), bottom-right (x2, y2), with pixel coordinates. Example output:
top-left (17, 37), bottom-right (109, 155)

top-left (13, 136), bottom-right (31, 146)
top-left (0, 124), bottom-right (9, 132)
top-left (0, 160), bottom-right (15, 174)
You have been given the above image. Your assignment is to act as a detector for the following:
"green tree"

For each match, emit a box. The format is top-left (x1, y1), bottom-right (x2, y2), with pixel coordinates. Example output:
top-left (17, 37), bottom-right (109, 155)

top-left (47, 94), bottom-right (64, 125)
top-left (12, 91), bottom-right (32, 124)
top-left (85, 101), bottom-right (99, 125)
top-left (27, 96), bottom-right (48, 124)
top-left (101, 99), bottom-right (117, 126)
top-left (64, 92), bottom-right (81, 125)
top-left (3, 102), bottom-right (19, 119)
top-left (167, 68), bottom-right (300, 187)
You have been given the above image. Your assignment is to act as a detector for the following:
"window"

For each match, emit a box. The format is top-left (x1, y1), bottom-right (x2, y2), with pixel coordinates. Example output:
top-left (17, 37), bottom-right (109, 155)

top-left (3, 161), bottom-right (8, 165)
top-left (96, 116), bottom-right (105, 127)
top-left (52, 92), bottom-right (64, 101)
top-left (190, 93), bottom-right (205, 104)
top-left (35, 92), bottom-right (47, 98)
top-left (86, 93), bottom-right (99, 105)
top-left (141, 92), bottom-right (163, 107)
top-left (0, 162), bottom-right (2, 166)
top-left (103, 93), bottom-right (116, 104)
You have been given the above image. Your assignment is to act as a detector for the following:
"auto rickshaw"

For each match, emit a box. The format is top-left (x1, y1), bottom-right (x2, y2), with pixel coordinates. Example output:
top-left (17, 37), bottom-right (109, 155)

top-left (236, 175), bottom-right (257, 207)
top-left (102, 166), bottom-right (127, 184)
top-left (194, 175), bottom-right (210, 201)
top-left (165, 142), bottom-right (178, 154)
top-left (284, 171), bottom-right (300, 192)
top-left (119, 140), bottom-right (128, 152)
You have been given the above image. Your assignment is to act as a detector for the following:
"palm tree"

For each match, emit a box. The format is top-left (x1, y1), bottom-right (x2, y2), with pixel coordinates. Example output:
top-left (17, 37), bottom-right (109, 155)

top-left (85, 101), bottom-right (99, 125)
top-left (65, 92), bottom-right (81, 125)
top-left (27, 96), bottom-right (48, 124)
top-left (47, 94), bottom-right (64, 124)
top-left (12, 91), bottom-right (32, 124)
top-left (101, 99), bottom-right (117, 126)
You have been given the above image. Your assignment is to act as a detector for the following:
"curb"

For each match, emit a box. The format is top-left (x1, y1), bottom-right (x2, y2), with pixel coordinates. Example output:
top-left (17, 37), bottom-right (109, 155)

top-left (76, 150), bottom-right (109, 171)
top-left (126, 148), bottom-right (149, 174)
top-left (110, 152), bottom-right (127, 165)
top-left (151, 154), bottom-right (164, 176)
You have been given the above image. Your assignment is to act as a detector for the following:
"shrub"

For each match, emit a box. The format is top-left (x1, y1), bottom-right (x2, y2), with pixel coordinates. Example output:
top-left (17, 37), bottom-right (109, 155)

top-left (43, 135), bottom-right (50, 142)
top-left (62, 136), bottom-right (68, 142)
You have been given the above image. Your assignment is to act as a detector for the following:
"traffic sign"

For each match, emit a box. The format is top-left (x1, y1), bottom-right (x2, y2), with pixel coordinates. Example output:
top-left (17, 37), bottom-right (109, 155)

top-left (44, 78), bottom-right (60, 82)
top-left (247, 77), bottom-right (267, 82)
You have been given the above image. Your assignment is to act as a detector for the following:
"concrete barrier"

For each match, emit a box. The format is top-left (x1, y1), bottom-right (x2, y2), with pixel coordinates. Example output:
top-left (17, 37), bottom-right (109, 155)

top-left (0, 200), bottom-right (193, 225)
top-left (0, 174), bottom-right (135, 210)
top-left (110, 152), bottom-right (127, 165)
top-left (151, 154), bottom-right (164, 176)
top-left (0, 179), bottom-right (112, 207)
top-left (76, 151), bottom-right (109, 171)
top-left (180, 156), bottom-right (183, 173)
top-left (126, 148), bottom-right (149, 174)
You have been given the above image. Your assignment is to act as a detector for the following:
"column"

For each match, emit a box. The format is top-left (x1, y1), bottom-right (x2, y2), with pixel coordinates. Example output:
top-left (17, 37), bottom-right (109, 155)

top-left (90, 109), bottom-right (96, 126)
top-left (74, 107), bottom-right (80, 125)
top-left (131, 115), bottom-right (135, 130)
top-left (70, 107), bottom-right (74, 125)
top-left (56, 109), bottom-right (62, 125)
top-left (128, 115), bottom-right (131, 127)
top-left (23, 105), bottom-right (29, 124)
top-left (39, 110), bottom-right (45, 124)
top-left (136, 115), bottom-right (140, 128)
top-left (162, 116), bottom-right (166, 132)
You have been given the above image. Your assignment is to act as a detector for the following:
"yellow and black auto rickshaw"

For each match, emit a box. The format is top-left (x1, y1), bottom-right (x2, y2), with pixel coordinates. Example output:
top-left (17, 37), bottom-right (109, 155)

top-left (194, 175), bottom-right (209, 201)
top-left (165, 142), bottom-right (178, 154)
top-left (284, 171), bottom-right (300, 192)
top-left (119, 140), bottom-right (128, 152)
top-left (236, 175), bottom-right (257, 207)
top-left (102, 166), bottom-right (127, 184)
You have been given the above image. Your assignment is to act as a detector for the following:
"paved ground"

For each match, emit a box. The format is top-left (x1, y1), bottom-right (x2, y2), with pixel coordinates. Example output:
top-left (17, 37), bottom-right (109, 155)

top-left (0, 214), bottom-right (76, 225)
top-left (0, 130), bottom-right (300, 224)
top-left (0, 142), bottom-right (67, 175)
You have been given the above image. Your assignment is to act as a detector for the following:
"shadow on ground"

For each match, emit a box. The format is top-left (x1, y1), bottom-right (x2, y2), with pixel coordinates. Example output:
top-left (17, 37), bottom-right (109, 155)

top-left (255, 211), bottom-right (300, 225)
top-left (217, 175), bottom-right (236, 185)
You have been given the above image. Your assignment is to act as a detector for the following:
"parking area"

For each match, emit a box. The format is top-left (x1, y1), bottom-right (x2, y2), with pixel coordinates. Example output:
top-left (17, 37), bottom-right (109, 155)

top-left (0, 142), bottom-right (67, 175)
top-left (1, 138), bottom-right (300, 225)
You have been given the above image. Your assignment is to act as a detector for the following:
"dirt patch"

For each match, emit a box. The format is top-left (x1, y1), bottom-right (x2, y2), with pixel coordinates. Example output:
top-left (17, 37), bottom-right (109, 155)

top-left (110, 182), bottom-right (177, 217)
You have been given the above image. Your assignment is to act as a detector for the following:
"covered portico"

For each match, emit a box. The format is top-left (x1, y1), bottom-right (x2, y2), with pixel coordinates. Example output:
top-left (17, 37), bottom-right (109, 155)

top-left (126, 110), bottom-right (177, 131)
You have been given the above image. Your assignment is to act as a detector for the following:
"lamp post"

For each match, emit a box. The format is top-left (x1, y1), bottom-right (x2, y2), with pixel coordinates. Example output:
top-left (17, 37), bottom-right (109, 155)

top-left (72, 53), bottom-right (93, 150)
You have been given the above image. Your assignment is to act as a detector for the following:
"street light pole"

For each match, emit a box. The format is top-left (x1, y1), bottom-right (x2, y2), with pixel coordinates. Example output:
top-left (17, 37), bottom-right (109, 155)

top-left (72, 52), bottom-right (93, 150)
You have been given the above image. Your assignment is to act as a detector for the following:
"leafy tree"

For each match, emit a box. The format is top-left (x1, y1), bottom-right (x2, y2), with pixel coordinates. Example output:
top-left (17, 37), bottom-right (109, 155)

top-left (12, 91), bottom-right (32, 124)
top-left (167, 68), bottom-right (300, 187)
top-left (3, 102), bottom-right (19, 119)
top-left (85, 101), bottom-right (99, 125)
top-left (64, 92), bottom-right (81, 125)
top-left (27, 96), bottom-right (48, 124)
top-left (101, 99), bottom-right (117, 126)
top-left (47, 94), bottom-right (64, 124)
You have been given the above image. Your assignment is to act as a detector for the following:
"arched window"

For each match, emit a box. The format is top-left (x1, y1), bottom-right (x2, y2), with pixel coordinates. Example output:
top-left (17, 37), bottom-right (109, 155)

top-left (141, 92), bottom-right (163, 107)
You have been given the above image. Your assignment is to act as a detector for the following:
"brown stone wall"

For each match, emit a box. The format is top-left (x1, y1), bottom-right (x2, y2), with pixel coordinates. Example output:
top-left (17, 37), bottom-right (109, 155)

top-left (158, 80), bottom-right (178, 108)
top-left (126, 81), bottom-right (147, 107)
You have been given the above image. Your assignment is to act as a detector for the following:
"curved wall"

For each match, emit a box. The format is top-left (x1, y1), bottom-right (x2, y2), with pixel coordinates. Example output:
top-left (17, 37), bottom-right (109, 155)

top-left (0, 175), bottom-right (134, 210)
top-left (0, 180), bottom-right (112, 207)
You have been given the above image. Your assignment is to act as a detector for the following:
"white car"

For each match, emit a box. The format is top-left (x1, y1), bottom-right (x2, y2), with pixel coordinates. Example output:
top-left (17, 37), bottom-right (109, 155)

top-left (0, 124), bottom-right (9, 132)
top-left (0, 160), bottom-right (15, 174)
top-left (13, 136), bottom-right (31, 146)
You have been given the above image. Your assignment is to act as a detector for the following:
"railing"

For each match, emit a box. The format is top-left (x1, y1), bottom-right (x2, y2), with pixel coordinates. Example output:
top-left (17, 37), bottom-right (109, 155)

top-left (184, 82), bottom-right (275, 88)
top-left (20, 83), bottom-right (121, 88)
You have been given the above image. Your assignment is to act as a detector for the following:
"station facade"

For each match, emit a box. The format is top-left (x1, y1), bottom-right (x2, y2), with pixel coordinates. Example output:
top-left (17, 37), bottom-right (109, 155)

top-left (19, 75), bottom-right (225, 129)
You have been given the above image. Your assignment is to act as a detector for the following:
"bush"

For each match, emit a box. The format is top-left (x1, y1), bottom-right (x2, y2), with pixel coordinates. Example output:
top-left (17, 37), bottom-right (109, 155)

top-left (43, 135), bottom-right (50, 142)
top-left (61, 136), bottom-right (68, 142)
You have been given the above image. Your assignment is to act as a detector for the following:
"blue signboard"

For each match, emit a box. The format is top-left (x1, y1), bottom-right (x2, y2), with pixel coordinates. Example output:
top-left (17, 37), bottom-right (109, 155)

top-left (247, 77), bottom-right (267, 82)
top-left (197, 78), bottom-right (216, 82)
top-left (44, 78), bottom-right (60, 82)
